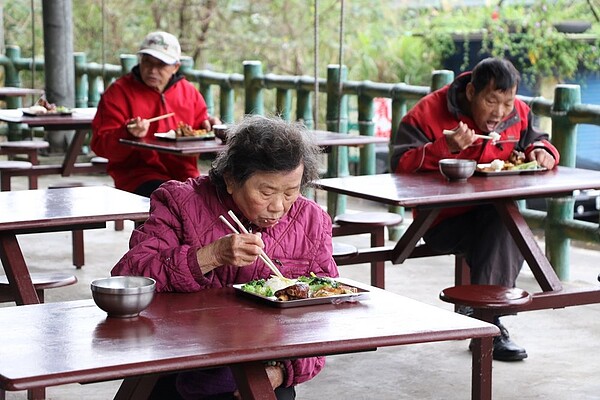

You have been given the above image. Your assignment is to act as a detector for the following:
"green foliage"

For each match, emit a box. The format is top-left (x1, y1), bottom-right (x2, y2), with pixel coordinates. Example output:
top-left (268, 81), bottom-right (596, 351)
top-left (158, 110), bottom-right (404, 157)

top-left (416, 0), bottom-right (600, 87)
top-left (3, 0), bottom-right (600, 90)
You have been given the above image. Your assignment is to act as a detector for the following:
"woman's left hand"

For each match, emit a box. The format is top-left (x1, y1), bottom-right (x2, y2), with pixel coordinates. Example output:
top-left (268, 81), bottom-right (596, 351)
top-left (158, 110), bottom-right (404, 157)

top-left (265, 363), bottom-right (285, 389)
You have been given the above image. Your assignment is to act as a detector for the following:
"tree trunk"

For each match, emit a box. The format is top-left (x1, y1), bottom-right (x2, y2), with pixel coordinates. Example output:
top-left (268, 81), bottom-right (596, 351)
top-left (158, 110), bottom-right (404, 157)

top-left (0, 0), bottom-right (5, 55)
top-left (42, 0), bottom-right (75, 153)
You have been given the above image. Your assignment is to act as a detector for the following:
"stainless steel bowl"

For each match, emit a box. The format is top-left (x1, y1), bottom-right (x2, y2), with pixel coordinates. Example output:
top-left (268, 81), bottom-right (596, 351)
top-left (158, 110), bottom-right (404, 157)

top-left (438, 158), bottom-right (476, 181)
top-left (212, 124), bottom-right (228, 143)
top-left (91, 276), bottom-right (156, 318)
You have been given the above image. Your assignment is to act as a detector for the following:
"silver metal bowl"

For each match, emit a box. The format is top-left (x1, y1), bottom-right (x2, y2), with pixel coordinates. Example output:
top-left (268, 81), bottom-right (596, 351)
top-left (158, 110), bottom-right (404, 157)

top-left (212, 124), bottom-right (228, 143)
top-left (91, 276), bottom-right (156, 318)
top-left (438, 158), bottom-right (476, 181)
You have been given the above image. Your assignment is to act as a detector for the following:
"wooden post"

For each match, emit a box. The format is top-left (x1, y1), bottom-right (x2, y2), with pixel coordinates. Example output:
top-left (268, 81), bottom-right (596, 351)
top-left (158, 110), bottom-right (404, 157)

top-left (547, 84), bottom-right (580, 280)
top-left (74, 52), bottom-right (88, 108)
top-left (275, 88), bottom-right (292, 122)
top-left (325, 64), bottom-right (349, 219)
top-left (119, 54), bottom-right (137, 75)
top-left (357, 89), bottom-right (375, 175)
top-left (4, 46), bottom-right (22, 141)
top-left (243, 61), bottom-right (264, 115)
top-left (296, 88), bottom-right (313, 129)
top-left (220, 86), bottom-right (235, 124)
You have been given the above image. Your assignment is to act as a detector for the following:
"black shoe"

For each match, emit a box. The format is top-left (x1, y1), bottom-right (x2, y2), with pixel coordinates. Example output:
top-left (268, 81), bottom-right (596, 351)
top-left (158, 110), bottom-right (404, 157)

top-left (456, 305), bottom-right (474, 317)
top-left (469, 320), bottom-right (527, 361)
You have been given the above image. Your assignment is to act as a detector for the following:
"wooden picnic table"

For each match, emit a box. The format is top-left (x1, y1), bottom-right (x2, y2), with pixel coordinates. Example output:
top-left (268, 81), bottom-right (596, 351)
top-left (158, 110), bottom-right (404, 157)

top-left (316, 166), bottom-right (600, 310)
top-left (0, 186), bottom-right (149, 305)
top-left (0, 279), bottom-right (498, 399)
top-left (0, 108), bottom-right (103, 179)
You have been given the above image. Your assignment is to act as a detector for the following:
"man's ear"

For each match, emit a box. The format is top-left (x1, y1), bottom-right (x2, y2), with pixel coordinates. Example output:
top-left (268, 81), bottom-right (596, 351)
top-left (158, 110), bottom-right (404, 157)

top-left (465, 82), bottom-right (475, 102)
top-left (172, 62), bottom-right (181, 74)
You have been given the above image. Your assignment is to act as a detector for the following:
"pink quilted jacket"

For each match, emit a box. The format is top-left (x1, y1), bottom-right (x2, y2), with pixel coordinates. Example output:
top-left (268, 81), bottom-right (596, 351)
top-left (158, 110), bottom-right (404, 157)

top-left (112, 175), bottom-right (338, 388)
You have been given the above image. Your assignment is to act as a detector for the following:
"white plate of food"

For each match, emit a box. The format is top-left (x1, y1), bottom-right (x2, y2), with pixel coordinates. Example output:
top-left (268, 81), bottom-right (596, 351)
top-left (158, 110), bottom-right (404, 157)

top-left (154, 129), bottom-right (215, 141)
top-left (476, 159), bottom-right (547, 176)
top-left (22, 105), bottom-right (73, 116)
top-left (233, 275), bottom-right (369, 308)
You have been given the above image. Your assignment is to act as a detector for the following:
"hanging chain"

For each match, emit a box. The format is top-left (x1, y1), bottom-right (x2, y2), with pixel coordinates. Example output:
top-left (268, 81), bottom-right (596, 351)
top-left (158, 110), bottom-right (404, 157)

top-left (31, 0), bottom-right (36, 100)
top-left (336, 0), bottom-right (345, 133)
top-left (102, 0), bottom-right (106, 87)
top-left (313, 0), bottom-right (319, 129)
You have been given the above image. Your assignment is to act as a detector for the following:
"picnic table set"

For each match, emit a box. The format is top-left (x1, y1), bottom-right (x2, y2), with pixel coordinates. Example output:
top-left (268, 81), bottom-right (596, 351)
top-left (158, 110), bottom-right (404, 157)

top-left (1, 106), bottom-right (600, 399)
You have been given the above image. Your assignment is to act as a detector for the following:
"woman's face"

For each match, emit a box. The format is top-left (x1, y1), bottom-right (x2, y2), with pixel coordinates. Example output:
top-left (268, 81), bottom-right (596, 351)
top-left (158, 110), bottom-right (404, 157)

top-left (226, 165), bottom-right (304, 229)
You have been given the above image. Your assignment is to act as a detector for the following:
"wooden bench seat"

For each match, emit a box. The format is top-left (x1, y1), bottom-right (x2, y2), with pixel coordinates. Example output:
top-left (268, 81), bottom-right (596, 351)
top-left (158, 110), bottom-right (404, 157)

top-left (334, 241), bottom-right (469, 290)
top-left (0, 160), bottom-right (33, 191)
top-left (332, 211), bottom-right (403, 288)
top-left (0, 140), bottom-right (50, 190)
top-left (332, 242), bottom-right (358, 263)
top-left (0, 272), bottom-right (77, 303)
top-left (440, 285), bottom-right (532, 322)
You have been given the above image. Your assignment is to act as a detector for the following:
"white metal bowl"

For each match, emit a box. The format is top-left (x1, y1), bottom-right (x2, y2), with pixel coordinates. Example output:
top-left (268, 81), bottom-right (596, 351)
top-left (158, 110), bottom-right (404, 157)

top-left (91, 276), bottom-right (156, 318)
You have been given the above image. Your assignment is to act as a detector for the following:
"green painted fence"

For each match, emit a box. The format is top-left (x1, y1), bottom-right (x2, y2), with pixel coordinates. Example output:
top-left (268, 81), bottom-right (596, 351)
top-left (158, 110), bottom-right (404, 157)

top-left (2, 45), bottom-right (600, 280)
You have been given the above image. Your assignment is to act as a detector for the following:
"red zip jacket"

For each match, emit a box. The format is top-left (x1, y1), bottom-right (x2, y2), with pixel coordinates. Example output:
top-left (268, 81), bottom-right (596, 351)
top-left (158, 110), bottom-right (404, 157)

top-left (390, 71), bottom-right (560, 223)
top-left (91, 67), bottom-right (208, 193)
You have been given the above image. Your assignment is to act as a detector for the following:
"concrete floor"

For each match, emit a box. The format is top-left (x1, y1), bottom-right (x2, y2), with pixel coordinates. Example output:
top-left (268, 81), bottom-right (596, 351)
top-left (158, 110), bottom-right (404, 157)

top-left (3, 171), bottom-right (600, 399)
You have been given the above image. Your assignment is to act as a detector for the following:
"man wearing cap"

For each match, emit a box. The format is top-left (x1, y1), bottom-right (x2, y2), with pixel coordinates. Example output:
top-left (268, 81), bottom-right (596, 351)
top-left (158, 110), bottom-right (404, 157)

top-left (92, 31), bottom-right (221, 197)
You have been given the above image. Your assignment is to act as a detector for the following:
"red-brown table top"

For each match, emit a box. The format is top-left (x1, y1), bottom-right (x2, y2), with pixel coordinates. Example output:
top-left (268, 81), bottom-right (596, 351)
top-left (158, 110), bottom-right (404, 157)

top-left (0, 108), bottom-right (96, 130)
top-left (316, 167), bottom-right (600, 208)
top-left (0, 279), bottom-right (496, 391)
top-left (0, 186), bottom-right (149, 233)
top-left (0, 87), bottom-right (45, 98)
top-left (120, 130), bottom-right (388, 156)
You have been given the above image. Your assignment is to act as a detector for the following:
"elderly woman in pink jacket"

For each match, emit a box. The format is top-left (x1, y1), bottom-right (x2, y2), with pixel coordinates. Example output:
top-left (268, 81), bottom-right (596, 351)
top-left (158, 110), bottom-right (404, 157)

top-left (112, 114), bottom-right (338, 400)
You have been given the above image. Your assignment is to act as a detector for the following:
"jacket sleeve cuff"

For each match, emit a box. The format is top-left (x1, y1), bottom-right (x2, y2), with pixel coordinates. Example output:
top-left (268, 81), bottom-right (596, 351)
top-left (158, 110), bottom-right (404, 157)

top-left (187, 246), bottom-right (206, 283)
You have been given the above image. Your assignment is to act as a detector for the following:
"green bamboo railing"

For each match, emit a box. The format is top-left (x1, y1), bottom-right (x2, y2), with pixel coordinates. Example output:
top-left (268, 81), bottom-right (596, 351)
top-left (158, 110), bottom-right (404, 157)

top-left (2, 45), bottom-right (600, 280)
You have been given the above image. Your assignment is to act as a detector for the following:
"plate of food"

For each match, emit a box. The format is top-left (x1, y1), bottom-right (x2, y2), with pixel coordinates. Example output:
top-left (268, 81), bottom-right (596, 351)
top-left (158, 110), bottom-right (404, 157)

top-left (22, 104), bottom-right (73, 116)
top-left (233, 274), bottom-right (369, 308)
top-left (154, 121), bottom-right (215, 141)
top-left (476, 159), bottom-right (547, 176)
top-left (154, 129), bottom-right (215, 141)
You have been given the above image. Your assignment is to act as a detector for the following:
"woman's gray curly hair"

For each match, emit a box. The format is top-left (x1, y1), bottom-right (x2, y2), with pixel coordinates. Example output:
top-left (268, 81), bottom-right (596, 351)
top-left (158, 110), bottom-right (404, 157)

top-left (209, 115), bottom-right (322, 192)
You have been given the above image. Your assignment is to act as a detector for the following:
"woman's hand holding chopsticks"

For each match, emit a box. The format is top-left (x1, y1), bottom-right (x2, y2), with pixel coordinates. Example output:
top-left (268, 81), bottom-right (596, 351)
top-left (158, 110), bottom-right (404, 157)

top-left (222, 211), bottom-right (289, 280)
top-left (195, 224), bottom-right (266, 275)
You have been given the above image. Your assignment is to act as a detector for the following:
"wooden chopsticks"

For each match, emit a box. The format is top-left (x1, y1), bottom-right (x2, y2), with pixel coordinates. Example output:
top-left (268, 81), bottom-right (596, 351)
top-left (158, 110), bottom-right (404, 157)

top-left (219, 211), bottom-right (288, 280)
top-left (126, 112), bottom-right (175, 129)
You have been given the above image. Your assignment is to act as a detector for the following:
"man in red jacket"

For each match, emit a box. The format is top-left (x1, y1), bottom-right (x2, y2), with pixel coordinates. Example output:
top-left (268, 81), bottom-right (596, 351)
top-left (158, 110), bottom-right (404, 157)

top-left (92, 31), bottom-right (220, 197)
top-left (391, 57), bottom-right (560, 361)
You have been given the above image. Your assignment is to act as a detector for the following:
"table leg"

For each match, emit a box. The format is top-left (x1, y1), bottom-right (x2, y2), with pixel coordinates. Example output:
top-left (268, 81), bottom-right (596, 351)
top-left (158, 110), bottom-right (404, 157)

top-left (493, 200), bottom-right (563, 292)
top-left (0, 234), bottom-right (40, 305)
top-left (471, 336), bottom-right (493, 400)
top-left (391, 208), bottom-right (440, 264)
top-left (231, 361), bottom-right (277, 400)
top-left (61, 130), bottom-right (89, 177)
top-left (114, 375), bottom-right (159, 400)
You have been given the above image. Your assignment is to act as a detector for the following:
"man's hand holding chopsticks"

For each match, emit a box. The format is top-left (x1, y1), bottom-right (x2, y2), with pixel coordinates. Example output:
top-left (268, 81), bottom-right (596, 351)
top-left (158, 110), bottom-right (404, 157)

top-left (126, 117), bottom-right (151, 138)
